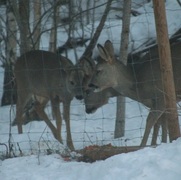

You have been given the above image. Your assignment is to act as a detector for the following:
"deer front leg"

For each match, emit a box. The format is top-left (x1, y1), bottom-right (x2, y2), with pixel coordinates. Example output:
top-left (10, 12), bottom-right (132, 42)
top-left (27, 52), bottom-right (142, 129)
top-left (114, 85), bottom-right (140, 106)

top-left (63, 101), bottom-right (74, 151)
top-left (15, 93), bottom-right (31, 134)
top-left (151, 111), bottom-right (168, 145)
top-left (140, 109), bottom-right (163, 147)
top-left (151, 116), bottom-right (162, 145)
top-left (51, 98), bottom-right (63, 144)
top-left (34, 101), bottom-right (62, 143)
top-left (161, 114), bottom-right (168, 143)
top-left (16, 101), bottom-right (24, 134)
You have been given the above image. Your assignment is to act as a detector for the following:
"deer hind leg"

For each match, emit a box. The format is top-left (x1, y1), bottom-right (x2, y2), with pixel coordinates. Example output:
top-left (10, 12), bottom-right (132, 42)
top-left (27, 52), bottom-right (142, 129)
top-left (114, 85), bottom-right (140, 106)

top-left (151, 116), bottom-right (162, 145)
top-left (50, 97), bottom-right (63, 143)
top-left (15, 92), bottom-right (32, 134)
top-left (151, 112), bottom-right (168, 145)
top-left (161, 114), bottom-right (168, 143)
top-left (33, 98), bottom-right (61, 142)
top-left (63, 101), bottom-right (74, 150)
top-left (140, 109), bottom-right (164, 147)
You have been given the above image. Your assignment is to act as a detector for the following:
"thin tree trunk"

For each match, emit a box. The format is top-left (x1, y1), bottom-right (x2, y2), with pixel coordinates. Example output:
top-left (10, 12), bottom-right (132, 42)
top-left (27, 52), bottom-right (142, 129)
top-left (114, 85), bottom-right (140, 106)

top-left (81, 0), bottom-right (113, 58)
top-left (12, 0), bottom-right (42, 123)
top-left (49, 0), bottom-right (58, 52)
top-left (33, 0), bottom-right (41, 49)
top-left (18, 0), bottom-right (31, 54)
top-left (1, 0), bottom-right (17, 106)
top-left (115, 0), bottom-right (132, 138)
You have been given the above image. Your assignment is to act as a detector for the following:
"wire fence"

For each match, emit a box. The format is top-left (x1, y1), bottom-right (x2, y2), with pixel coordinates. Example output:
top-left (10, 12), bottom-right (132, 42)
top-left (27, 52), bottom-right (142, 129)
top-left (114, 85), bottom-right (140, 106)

top-left (0, 1), bottom-right (181, 161)
top-left (1, 86), bottom-right (179, 158)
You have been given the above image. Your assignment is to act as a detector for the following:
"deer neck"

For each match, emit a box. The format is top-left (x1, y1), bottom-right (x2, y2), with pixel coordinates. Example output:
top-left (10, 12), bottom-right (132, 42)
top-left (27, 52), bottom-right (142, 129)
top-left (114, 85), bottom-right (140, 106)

top-left (115, 62), bottom-right (134, 96)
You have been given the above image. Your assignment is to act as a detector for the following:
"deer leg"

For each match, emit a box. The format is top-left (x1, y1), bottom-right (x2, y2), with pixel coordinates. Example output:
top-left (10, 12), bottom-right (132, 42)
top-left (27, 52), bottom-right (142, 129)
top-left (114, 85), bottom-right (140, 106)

top-left (63, 101), bottom-right (74, 151)
top-left (15, 93), bottom-right (31, 134)
top-left (140, 109), bottom-right (163, 147)
top-left (51, 98), bottom-right (63, 144)
top-left (16, 99), bottom-right (24, 134)
top-left (151, 117), bottom-right (162, 145)
top-left (152, 112), bottom-right (168, 144)
top-left (34, 101), bottom-right (61, 142)
top-left (161, 114), bottom-right (168, 143)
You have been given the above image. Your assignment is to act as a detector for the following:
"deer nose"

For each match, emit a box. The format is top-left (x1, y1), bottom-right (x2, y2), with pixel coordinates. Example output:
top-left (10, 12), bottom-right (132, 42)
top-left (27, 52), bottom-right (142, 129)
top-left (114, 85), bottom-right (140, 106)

top-left (86, 107), bottom-right (96, 114)
top-left (88, 83), bottom-right (98, 89)
top-left (75, 95), bottom-right (83, 100)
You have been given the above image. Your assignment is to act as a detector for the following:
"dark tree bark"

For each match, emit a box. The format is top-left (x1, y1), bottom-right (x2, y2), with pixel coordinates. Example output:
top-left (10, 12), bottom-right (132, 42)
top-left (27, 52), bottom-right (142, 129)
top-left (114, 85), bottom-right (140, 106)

top-left (18, 0), bottom-right (30, 54)
top-left (1, 0), bottom-right (17, 106)
top-left (1, 63), bottom-right (17, 106)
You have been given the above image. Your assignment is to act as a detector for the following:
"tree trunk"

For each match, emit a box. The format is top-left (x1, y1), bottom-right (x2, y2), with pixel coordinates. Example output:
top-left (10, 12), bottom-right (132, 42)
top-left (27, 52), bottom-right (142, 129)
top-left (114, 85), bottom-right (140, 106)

top-left (153, 0), bottom-right (180, 142)
top-left (115, 0), bottom-right (132, 138)
top-left (18, 0), bottom-right (30, 54)
top-left (1, 0), bottom-right (17, 106)
top-left (33, 0), bottom-right (41, 49)
top-left (13, 0), bottom-right (42, 123)
top-left (49, 0), bottom-right (58, 52)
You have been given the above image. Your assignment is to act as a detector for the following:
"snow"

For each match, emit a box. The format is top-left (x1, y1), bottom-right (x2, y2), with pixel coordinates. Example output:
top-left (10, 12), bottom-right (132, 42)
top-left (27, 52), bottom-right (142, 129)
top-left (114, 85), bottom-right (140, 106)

top-left (1, 1), bottom-right (181, 180)
top-left (1, 139), bottom-right (181, 180)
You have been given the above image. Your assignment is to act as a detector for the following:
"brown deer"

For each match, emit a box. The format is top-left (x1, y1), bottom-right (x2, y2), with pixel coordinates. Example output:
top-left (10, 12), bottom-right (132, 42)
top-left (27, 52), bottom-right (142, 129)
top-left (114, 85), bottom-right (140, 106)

top-left (14, 1), bottom-right (113, 150)
top-left (89, 40), bottom-right (181, 146)
top-left (14, 50), bottom-right (85, 150)
top-left (84, 88), bottom-right (119, 114)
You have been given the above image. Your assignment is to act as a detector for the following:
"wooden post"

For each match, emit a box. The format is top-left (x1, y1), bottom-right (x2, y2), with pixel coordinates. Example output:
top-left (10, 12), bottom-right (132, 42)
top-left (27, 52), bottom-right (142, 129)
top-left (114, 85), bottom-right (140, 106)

top-left (153, 0), bottom-right (180, 142)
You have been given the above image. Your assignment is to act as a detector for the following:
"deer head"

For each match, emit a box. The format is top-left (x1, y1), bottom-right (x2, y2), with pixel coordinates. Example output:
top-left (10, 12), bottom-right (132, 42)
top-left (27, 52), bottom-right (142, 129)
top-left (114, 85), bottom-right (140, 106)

top-left (89, 40), bottom-right (133, 95)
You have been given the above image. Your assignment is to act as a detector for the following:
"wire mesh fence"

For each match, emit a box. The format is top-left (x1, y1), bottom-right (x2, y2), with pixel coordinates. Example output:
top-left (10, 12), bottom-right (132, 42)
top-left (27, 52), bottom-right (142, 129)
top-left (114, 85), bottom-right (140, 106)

top-left (0, 0), bottom-right (181, 162)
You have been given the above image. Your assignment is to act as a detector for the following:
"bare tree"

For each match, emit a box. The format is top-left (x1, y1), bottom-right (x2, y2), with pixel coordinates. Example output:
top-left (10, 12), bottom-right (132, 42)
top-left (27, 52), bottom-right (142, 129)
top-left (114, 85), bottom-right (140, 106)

top-left (33, 0), bottom-right (41, 49)
top-left (115, 0), bottom-right (132, 138)
top-left (49, 0), bottom-right (60, 52)
top-left (1, 0), bottom-right (17, 106)
top-left (18, 0), bottom-right (31, 54)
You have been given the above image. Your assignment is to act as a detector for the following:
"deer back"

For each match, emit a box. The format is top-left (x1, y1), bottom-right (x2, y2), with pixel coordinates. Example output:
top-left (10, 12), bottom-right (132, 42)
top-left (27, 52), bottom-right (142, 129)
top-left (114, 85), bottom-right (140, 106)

top-left (130, 41), bottom-right (181, 102)
top-left (89, 40), bottom-right (181, 108)
top-left (14, 50), bottom-right (81, 101)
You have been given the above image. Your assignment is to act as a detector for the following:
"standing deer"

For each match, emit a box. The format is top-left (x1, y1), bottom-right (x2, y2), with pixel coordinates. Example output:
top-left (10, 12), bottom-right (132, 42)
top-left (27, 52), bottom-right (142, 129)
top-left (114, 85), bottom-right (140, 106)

top-left (14, 1), bottom-right (113, 151)
top-left (89, 40), bottom-right (181, 146)
top-left (14, 50), bottom-right (85, 150)
top-left (84, 88), bottom-right (119, 114)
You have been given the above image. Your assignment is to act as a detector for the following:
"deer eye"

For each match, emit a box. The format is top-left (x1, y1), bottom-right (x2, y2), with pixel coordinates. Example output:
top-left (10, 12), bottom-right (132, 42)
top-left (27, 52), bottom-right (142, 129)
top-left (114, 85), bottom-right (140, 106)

top-left (96, 70), bottom-right (101, 75)
top-left (70, 81), bottom-right (75, 85)
top-left (85, 89), bottom-right (92, 97)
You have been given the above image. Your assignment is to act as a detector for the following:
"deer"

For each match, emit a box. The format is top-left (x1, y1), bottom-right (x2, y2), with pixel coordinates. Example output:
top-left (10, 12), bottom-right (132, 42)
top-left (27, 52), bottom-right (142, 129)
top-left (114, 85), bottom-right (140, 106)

top-left (89, 40), bottom-right (181, 147)
top-left (84, 88), bottom-right (119, 114)
top-left (14, 50), bottom-right (86, 150)
top-left (14, 1), bottom-right (113, 151)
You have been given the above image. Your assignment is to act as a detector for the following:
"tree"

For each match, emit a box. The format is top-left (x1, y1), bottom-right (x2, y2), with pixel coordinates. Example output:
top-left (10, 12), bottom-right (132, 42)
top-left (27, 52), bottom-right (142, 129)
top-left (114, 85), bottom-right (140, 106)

top-left (115, 0), bottom-right (132, 138)
top-left (18, 0), bottom-right (31, 54)
top-left (1, 0), bottom-right (17, 106)
top-left (49, 0), bottom-right (59, 52)
top-left (1, 0), bottom-right (31, 106)
top-left (33, 0), bottom-right (41, 49)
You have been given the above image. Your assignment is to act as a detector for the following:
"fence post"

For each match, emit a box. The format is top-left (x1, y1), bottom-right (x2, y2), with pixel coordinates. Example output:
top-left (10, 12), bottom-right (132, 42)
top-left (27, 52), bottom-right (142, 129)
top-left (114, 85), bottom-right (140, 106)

top-left (153, 0), bottom-right (180, 142)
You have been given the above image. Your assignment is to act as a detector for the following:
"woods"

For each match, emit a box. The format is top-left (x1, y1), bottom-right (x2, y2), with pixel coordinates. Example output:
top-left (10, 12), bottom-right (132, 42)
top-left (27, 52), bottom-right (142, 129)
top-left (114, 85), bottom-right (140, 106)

top-left (0, 0), bottom-right (180, 161)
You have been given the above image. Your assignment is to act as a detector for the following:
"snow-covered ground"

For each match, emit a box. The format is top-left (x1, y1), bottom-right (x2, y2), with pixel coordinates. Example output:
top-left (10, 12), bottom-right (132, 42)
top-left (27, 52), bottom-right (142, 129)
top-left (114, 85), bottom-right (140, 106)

top-left (1, 139), bottom-right (181, 180)
top-left (1, 1), bottom-right (181, 179)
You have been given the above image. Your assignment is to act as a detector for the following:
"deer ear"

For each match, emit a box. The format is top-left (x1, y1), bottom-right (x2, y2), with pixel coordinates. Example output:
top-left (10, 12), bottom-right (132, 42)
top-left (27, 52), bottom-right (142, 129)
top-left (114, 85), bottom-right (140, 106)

top-left (61, 57), bottom-right (74, 73)
top-left (78, 56), bottom-right (95, 76)
top-left (97, 43), bottom-right (113, 64)
top-left (80, 57), bottom-right (95, 76)
top-left (104, 40), bottom-right (115, 59)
